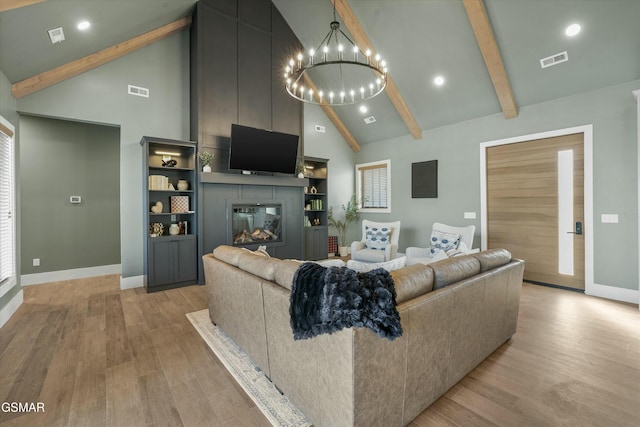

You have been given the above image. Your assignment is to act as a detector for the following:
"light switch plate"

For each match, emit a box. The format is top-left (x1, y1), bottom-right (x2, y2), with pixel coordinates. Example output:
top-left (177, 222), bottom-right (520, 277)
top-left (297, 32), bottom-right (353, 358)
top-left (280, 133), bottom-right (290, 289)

top-left (464, 212), bottom-right (477, 219)
top-left (601, 214), bottom-right (619, 223)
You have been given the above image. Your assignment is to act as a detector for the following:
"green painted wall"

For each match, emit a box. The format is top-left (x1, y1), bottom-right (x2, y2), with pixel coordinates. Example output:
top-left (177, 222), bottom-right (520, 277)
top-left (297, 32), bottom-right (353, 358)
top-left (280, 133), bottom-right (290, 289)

top-left (354, 80), bottom-right (640, 291)
top-left (16, 32), bottom-right (190, 279)
top-left (19, 116), bottom-right (120, 274)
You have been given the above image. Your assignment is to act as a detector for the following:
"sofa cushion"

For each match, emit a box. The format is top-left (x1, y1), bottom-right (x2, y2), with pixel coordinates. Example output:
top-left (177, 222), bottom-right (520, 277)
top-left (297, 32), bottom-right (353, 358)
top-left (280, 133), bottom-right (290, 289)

top-left (471, 248), bottom-right (512, 272)
top-left (274, 260), bottom-right (301, 290)
top-left (430, 255), bottom-right (481, 290)
top-left (347, 256), bottom-right (406, 273)
top-left (365, 225), bottom-right (391, 250)
top-left (242, 245), bottom-right (270, 257)
top-left (213, 245), bottom-right (247, 266)
top-left (391, 264), bottom-right (434, 303)
top-left (353, 248), bottom-right (387, 263)
top-left (238, 252), bottom-right (278, 282)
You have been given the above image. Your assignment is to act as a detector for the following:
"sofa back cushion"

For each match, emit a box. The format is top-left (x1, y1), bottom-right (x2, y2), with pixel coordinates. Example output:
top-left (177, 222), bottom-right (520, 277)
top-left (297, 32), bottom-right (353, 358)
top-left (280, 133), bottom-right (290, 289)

top-left (390, 263), bottom-right (434, 303)
top-left (430, 255), bottom-right (481, 290)
top-left (237, 252), bottom-right (279, 282)
top-left (274, 260), bottom-right (301, 290)
top-left (471, 248), bottom-right (512, 272)
top-left (213, 245), bottom-right (246, 266)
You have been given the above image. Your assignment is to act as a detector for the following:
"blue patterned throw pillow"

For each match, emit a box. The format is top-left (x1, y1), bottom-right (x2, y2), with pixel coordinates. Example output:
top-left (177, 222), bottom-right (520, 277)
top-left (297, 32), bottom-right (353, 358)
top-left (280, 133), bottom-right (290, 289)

top-left (430, 230), bottom-right (460, 253)
top-left (365, 226), bottom-right (391, 251)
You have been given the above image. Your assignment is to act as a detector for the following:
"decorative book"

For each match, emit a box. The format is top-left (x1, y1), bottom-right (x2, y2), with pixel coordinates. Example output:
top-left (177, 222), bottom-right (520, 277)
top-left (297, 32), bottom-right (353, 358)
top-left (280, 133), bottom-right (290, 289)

top-left (170, 196), bottom-right (189, 213)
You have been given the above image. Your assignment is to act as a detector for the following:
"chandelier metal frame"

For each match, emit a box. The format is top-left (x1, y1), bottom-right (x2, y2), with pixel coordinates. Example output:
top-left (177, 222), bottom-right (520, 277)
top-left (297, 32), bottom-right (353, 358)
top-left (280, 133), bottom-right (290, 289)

top-left (283, 7), bottom-right (388, 106)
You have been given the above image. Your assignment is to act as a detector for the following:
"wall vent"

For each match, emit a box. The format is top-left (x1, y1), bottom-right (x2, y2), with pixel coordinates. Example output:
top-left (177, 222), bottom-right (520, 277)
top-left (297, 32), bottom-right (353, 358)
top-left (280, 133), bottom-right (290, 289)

top-left (364, 116), bottom-right (376, 124)
top-left (540, 51), bottom-right (568, 68)
top-left (315, 124), bottom-right (325, 133)
top-left (47, 27), bottom-right (65, 44)
top-left (128, 85), bottom-right (150, 98)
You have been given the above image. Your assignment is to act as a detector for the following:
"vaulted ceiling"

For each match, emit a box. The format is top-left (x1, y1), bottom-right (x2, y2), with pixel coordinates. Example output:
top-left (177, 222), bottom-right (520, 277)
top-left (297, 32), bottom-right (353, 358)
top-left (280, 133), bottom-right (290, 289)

top-left (1, 0), bottom-right (639, 148)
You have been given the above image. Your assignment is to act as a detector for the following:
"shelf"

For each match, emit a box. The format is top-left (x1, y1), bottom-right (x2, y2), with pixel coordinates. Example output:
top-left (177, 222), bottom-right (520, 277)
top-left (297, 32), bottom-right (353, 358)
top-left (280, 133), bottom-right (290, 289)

top-left (149, 190), bottom-right (194, 193)
top-left (148, 234), bottom-right (196, 241)
top-left (304, 209), bottom-right (325, 212)
top-left (201, 171), bottom-right (309, 187)
top-left (305, 193), bottom-right (326, 196)
top-left (149, 166), bottom-right (194, 172)
top-left (149, 211), bottom-right (195, 216)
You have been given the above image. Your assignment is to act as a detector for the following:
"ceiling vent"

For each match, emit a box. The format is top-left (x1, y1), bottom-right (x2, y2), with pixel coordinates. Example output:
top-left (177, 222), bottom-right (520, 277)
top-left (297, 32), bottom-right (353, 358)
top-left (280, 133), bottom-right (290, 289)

top-left (364, 116), bottom-right (376, 124)
top-left (540, 51), bottom-right (568, 68)
top-left (128, 85), bottom-right (150, 98)
top-left (47, 27), bottom-right (65, 44)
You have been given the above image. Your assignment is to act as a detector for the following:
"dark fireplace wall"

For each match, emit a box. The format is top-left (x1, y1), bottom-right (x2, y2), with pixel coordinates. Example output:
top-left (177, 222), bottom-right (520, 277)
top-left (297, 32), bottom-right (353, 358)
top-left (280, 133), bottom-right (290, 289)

top-left (191, 0), bottom-right (306, 260)
top-left (202, 183), bottom-right (304, 259)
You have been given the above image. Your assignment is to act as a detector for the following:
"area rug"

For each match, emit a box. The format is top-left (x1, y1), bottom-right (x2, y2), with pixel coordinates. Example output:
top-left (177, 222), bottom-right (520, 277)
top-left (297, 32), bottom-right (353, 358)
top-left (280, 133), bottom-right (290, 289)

top-left (186, 309), bottom-right (312, 427)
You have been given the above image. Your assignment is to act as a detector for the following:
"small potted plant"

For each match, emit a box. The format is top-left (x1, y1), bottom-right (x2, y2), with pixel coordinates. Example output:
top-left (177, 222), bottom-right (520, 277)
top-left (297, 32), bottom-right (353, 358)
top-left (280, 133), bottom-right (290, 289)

top-left (328, 195), bottom-right (359, 257)
top-left (198, 151), bottom-right (214, 173)
top-left (296, 160), bottom-right (306, 178)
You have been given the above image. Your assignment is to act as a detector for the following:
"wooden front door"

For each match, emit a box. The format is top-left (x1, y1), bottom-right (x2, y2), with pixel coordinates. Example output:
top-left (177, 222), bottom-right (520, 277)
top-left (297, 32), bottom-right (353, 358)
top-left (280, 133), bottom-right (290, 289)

top-left (486, 133), bottom-right (585, 290)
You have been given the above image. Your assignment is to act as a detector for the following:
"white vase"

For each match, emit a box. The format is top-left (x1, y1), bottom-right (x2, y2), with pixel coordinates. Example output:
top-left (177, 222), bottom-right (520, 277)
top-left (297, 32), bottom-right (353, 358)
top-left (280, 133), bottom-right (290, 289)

top-left (203, 164), bottom-right (212, 173)
top-left (177, 180), bottom-right (188, 191)
top-left (169, 223), bottom-right (179, 235)
top-left (338, 246), bottom-right (349, 257)
top-left (298, 172), bottom-right (304, 178)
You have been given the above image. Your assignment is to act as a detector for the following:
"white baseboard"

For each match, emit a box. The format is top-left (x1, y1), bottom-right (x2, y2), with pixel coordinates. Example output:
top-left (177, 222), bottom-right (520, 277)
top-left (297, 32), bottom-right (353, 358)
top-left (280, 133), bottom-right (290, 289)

top-left (587, 283), bottom-right (639, 305)
top-left (120, 275), bottom-right (143, 290)
top-left (0, 289), bottom-right (23, 328)
top-left (21, 264), bottom-right (122, 286)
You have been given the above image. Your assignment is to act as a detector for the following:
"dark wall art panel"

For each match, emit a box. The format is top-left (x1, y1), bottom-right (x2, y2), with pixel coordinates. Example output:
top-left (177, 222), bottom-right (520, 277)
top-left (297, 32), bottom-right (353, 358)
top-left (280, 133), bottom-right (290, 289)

top-left (411, 160), bottom-right (438, 198)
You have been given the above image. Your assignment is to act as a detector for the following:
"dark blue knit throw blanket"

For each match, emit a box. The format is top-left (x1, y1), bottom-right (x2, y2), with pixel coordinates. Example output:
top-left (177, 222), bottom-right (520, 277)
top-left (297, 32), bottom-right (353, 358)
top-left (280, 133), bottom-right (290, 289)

top-left (290, 262), bottom-right (403, 341)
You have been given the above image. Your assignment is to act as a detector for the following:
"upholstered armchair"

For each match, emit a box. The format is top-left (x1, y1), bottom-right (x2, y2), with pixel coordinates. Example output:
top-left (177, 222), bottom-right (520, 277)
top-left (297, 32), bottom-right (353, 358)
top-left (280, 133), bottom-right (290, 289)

top-left (350, 220), bottom-right (401, 263)
top-left (406, 222), bottom-right (476, 266)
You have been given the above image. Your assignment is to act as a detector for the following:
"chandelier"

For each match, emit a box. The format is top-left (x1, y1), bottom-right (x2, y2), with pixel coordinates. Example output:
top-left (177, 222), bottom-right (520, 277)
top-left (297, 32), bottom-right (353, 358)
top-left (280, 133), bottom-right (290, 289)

top-left (283, 5), bottom-right (388, 106)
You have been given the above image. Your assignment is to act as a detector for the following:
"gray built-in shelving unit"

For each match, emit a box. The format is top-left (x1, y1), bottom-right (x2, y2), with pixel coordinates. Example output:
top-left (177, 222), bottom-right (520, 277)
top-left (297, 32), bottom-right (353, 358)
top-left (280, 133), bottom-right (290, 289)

top-left (141, 136), bottom-right (199, 292)
top-left (303, 157), bottom-right (329, 260)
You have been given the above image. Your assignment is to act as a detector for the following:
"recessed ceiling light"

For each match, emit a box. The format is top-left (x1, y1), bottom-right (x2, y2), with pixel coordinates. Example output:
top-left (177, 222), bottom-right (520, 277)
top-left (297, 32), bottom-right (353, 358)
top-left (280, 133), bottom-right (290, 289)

top-left (77, 21), bottom-right (91, 31)
top-left (434, 76), bottom-right (445, 86)
top-left (565, 23), bottom-right (581, 37)
top-left (359, 105), bottom-right (368, 114)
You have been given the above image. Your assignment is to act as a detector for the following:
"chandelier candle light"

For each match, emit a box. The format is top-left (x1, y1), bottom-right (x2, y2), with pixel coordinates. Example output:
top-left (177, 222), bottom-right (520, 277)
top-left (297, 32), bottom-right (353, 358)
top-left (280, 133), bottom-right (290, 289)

top-left (284, 6), bottom-right (388, 106)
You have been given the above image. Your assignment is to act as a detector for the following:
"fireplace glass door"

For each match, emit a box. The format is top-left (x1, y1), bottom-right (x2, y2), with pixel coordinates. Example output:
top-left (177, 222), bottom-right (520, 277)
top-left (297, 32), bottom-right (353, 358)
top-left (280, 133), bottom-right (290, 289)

top-left (231, 203), bottom-right (282, 246)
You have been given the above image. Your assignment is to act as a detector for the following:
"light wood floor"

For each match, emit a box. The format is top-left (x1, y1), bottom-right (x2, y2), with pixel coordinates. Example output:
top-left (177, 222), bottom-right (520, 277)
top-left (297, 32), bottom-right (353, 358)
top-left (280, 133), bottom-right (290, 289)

top-left (0, 277), bottom-right (638, 427)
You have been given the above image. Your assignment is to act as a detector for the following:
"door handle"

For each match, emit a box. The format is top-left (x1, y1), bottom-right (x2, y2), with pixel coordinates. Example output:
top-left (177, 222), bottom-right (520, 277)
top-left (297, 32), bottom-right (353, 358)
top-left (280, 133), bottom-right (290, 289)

top-left (566, 221), bottom-right (583, 235)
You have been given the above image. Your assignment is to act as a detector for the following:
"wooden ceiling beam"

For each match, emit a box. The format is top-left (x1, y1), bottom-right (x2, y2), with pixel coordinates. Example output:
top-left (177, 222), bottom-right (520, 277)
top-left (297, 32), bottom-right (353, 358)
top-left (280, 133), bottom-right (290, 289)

top-left (303, 76), bottom-right (361, 152)
top-left (0, 0), bottom-right (46, 13)
top-left (11, 16), bottom-right (191, 99)
top-left (463, 0), bottom-right (518, 119)
top-left (333, 0), bottom-right (423, 140)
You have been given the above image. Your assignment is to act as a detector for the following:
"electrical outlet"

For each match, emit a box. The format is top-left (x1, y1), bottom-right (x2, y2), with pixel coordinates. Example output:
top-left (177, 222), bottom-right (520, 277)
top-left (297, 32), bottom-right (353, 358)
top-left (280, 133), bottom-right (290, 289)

top-left (33, 258), bottom-right (40, 267)
top-left (464, 212), bottom-right (477, 219)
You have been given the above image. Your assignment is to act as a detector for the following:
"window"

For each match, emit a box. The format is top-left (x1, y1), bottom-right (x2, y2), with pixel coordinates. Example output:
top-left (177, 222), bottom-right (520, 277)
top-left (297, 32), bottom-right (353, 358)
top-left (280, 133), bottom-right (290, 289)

top-left (355, 159), bottom-right (391, 213)
top-left (0, 116), bottom-right (16, 296)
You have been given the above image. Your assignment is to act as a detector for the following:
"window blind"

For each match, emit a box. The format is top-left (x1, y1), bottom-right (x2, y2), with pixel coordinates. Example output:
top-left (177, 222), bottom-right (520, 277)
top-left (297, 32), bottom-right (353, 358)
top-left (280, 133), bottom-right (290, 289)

top-left (0, 126), bottom-right (15, 285)
top-left (361, 164), bottom-right (388, 209)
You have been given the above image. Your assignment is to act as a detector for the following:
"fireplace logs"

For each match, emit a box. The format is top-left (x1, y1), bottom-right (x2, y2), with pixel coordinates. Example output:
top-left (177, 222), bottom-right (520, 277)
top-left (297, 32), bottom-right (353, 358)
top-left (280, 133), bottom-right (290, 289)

top-left (234, 228), bottom-right (277, 244)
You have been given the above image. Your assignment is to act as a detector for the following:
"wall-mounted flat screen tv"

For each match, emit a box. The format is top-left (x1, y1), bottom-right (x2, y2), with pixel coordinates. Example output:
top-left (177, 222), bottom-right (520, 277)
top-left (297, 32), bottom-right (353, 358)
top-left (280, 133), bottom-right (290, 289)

top-left (229, 124), bottom-right (299, 174)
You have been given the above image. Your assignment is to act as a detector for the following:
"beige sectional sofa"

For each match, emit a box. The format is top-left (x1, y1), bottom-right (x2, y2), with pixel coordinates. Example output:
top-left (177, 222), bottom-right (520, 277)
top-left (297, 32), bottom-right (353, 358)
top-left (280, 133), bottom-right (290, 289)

top-left (203, 245), bottom-right (525, 427)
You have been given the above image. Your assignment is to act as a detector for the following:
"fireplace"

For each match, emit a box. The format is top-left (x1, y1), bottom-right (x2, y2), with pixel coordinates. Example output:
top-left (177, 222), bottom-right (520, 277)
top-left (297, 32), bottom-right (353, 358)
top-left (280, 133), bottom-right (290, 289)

top-left (231, 202), bottom-right (283, 246)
